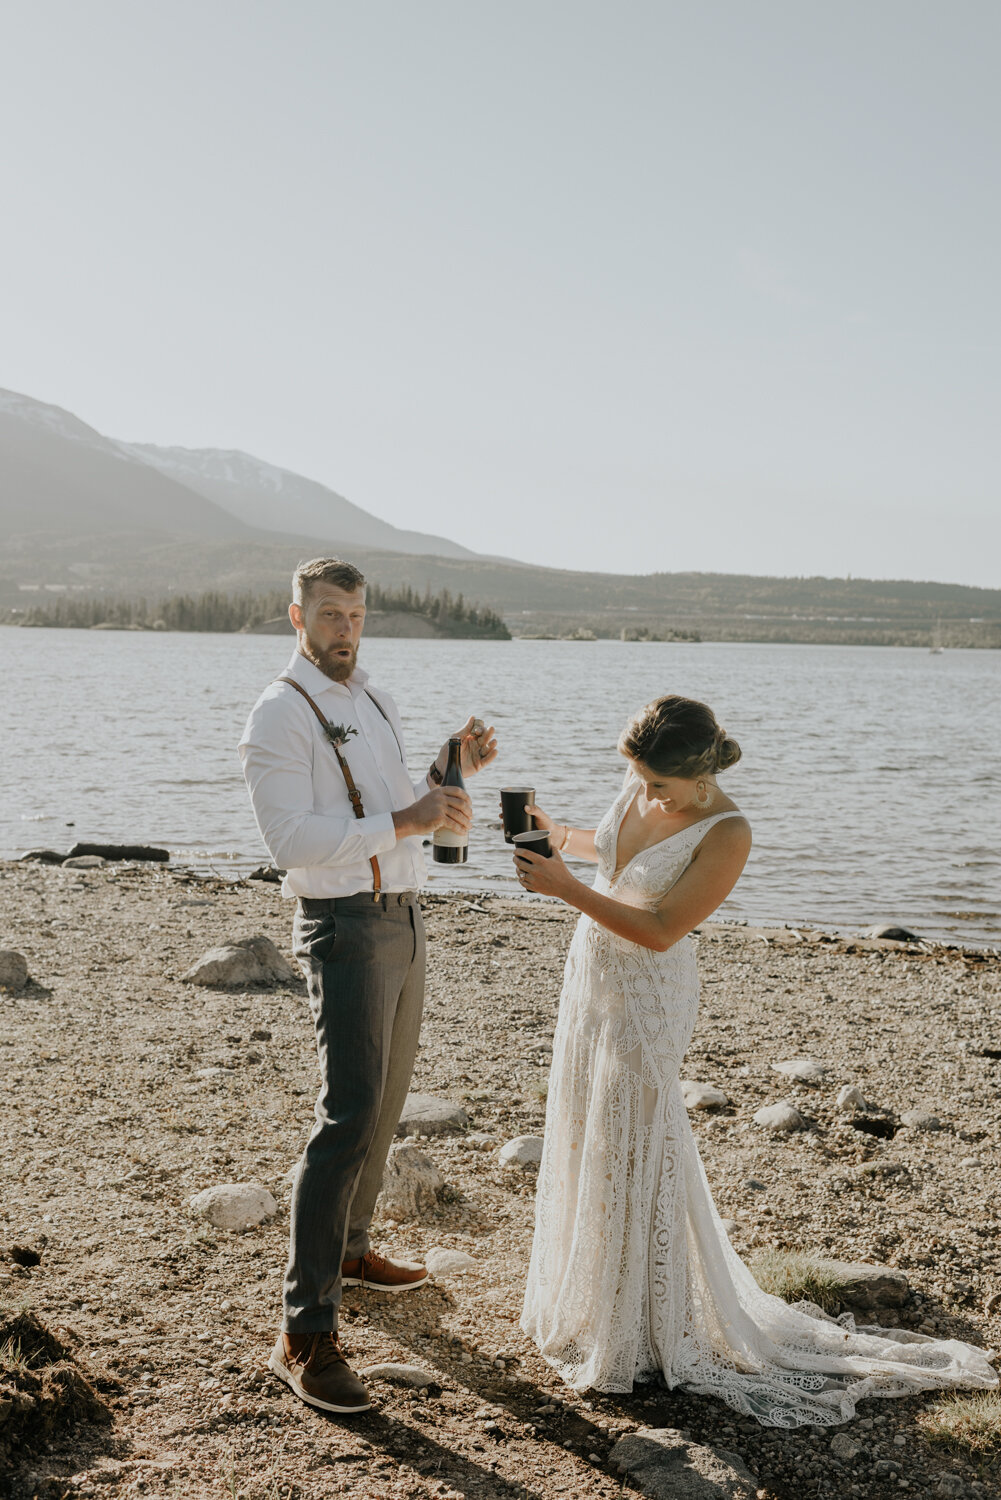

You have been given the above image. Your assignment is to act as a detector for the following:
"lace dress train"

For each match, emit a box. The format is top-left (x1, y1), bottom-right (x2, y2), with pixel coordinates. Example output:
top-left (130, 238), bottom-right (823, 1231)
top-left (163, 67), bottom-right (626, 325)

top-left (521, 784), bottom-right (997, 1427)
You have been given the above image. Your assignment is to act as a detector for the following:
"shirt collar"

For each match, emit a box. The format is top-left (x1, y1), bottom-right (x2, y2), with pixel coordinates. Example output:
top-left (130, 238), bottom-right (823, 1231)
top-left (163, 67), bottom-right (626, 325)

top-left (284, 648), bottom-right (370, 699)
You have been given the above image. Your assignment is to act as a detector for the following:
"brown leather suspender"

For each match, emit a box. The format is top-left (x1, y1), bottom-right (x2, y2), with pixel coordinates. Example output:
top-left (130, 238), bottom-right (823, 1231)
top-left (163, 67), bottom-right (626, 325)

top-left (274, 675), bottom-right (392, 899)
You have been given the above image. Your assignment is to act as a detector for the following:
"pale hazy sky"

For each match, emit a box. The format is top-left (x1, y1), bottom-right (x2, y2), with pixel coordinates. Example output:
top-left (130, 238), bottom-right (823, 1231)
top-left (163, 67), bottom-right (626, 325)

top-left (2, 2), bottom-right (998, 586)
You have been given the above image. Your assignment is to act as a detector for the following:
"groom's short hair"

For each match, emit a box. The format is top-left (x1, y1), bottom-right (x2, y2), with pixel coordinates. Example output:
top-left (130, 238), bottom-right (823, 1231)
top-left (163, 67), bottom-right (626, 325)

top-left (293, 556), bottom-right (367, 605)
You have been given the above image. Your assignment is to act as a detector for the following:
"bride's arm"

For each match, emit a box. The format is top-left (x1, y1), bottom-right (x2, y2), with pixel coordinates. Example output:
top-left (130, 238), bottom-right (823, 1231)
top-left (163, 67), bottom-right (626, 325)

top-left (514, 818), bottom-right (751, 951)
top-left (523, 802), bottom-right (598, 863)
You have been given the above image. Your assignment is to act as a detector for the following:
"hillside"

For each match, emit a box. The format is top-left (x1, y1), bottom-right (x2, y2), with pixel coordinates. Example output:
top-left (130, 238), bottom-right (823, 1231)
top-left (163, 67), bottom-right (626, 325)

top-left (0, 387), bottom-right (480, 571)
top-left (127, 442), bottom-right (476, 559)
top-left (1, 386), bottom-right (997, 646)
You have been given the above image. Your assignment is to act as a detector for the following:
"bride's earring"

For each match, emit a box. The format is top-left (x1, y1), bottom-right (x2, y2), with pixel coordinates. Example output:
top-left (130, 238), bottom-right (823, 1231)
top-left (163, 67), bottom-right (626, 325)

top-left (694, 781), bottom-right (714, 811)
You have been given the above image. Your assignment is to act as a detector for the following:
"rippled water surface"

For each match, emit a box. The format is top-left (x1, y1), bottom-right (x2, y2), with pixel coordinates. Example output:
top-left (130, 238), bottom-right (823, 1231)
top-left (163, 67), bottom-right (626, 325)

top-left (1, 630), bottom-right (998, 946)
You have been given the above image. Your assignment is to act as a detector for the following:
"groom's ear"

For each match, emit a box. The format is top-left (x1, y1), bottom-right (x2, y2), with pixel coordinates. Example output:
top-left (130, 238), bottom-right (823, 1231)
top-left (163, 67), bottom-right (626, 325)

top-left (289, 601), bottom-right (304, 632)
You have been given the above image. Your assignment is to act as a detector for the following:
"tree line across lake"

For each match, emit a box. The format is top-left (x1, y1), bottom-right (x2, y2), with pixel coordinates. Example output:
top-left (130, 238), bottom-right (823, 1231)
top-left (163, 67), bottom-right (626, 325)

top-left (2, 584), bottom-right (511, 639)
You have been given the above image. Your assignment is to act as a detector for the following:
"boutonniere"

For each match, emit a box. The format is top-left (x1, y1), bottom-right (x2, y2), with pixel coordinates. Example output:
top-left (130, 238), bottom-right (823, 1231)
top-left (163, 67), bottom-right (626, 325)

top-left (323, 721), bottom-right (358, 749)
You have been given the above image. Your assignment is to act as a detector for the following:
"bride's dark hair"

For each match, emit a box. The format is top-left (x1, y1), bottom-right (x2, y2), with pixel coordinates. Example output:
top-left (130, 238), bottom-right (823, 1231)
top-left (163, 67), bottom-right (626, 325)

top-left (618, 696), bottom-right (741, 779)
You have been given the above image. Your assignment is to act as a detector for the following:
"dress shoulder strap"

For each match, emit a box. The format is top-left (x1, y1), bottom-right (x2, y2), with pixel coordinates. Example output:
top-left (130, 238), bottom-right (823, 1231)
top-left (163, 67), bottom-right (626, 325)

top-left (687, 809), bottom-right (746, 851)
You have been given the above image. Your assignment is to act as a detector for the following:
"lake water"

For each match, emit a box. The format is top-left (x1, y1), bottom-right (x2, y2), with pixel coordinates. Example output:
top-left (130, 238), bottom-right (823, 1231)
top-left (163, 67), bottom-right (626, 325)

top-left (1, 630), bottom-right (998, 947)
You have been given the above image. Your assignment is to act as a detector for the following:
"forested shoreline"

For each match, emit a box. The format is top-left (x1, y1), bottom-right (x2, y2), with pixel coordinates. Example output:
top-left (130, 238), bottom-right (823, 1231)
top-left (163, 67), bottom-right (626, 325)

top-left (1, 583), bottom-right (511, 639)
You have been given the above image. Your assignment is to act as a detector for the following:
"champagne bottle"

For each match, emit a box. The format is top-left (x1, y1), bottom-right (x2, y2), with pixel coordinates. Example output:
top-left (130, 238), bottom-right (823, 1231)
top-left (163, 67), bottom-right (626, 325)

top-left (432, 736), bottom-right (468, 864)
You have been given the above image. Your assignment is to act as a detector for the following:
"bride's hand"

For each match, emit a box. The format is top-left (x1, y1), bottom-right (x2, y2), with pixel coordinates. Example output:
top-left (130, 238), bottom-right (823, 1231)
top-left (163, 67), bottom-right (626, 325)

top-left (523, 802), bottom-right (556, 833)
top-left (513, 846), bottom-right (576, 900)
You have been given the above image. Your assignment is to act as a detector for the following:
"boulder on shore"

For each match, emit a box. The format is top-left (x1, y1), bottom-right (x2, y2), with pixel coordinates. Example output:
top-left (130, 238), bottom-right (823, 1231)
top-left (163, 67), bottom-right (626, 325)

top-left (772, 1058), bottom-right (828, 1083)
top-left (681, 1080), bottom-right (729, 1110)
top-left (181, 935), bottom-right (297, 988)
top-left (753, 1102), bottom-right (808, 1133)
top-left (395, 1093), bottom-right (470, 1137)
top-left (189, 1183), bottom-right (277, 1232)
top-left (66, 842), bottom-right (170, 863)
top-left (822, 1260), bottom-right (911, 1310)
top-left (498, 1136), bottom-right (544, 1168)
top-left (377, 1143), bottom-right (446, 1220)
top-left (610, 1427), bottom-right (757, 1499)
top-left (0, 950), bottom-right (29, 992)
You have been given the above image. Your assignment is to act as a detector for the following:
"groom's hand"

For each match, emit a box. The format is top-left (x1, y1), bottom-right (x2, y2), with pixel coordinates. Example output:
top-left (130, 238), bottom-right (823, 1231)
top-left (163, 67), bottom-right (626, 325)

top-left (394, 786), bottom-right (472, 840)
top-left (434, 716), bottom-right (498, 779)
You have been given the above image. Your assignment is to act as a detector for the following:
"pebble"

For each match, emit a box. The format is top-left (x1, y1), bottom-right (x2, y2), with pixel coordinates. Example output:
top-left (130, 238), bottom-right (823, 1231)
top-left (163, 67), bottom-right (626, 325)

top-left (835, 1084), bottom-right (871, 1112)
top-left (901, 1110), bottom-right (942, 1131)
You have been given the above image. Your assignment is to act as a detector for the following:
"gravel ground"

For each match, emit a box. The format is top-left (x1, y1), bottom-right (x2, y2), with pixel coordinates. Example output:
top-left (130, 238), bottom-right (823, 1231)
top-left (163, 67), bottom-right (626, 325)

top-left (1, 857), bottom-right (1000, 1500)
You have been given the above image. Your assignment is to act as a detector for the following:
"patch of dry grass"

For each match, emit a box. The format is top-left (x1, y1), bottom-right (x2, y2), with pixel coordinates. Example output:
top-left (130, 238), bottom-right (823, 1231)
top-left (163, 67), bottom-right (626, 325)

top-left (918, 1389), bottom-right (1001, 1455)
top-left (749, 1248), bottom-right (853, 1314)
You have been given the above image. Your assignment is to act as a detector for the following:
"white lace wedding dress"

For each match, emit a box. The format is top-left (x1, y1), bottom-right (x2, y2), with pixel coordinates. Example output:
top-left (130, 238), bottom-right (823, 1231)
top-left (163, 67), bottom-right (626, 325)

top-left (521, 777), bottom-right (997, 1427)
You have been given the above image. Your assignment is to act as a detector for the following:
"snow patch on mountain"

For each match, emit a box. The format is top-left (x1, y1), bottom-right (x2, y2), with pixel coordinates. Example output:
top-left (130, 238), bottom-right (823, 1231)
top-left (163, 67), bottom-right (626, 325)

top-left (0, 387), bottom-right (129, 461)
top-left (126, 444), bottom-right (288, 495)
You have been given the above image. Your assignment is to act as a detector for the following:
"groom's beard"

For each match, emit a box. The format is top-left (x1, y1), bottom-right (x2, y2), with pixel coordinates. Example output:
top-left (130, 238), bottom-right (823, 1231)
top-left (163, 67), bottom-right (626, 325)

top-left (299, 634), bottom-right (358, 683)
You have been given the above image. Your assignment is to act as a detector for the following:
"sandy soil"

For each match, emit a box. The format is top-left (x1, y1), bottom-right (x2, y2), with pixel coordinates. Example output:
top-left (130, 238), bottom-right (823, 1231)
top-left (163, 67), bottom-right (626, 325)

top-left (2, 858), bottom-right (1000, 1500)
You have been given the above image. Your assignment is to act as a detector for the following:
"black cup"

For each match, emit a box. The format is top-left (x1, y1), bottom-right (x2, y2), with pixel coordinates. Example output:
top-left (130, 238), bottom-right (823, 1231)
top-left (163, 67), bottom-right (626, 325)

top-left (500, 786), bottom-right (536, 843)
top-left (513, 828), bottom-right (552, 859)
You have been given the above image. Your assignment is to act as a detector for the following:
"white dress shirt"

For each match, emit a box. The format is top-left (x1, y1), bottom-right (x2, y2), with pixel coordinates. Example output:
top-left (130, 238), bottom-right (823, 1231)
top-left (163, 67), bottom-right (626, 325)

top-left (239, 649), bottom-right (428, 898)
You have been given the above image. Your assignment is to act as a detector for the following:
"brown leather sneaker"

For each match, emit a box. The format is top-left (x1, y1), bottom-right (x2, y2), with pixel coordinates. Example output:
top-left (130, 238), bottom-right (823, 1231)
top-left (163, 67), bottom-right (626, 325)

top-left (268, 1331), bottom-right (371, 1413)
top-left (341, 1249), bottom-right (429, 1293)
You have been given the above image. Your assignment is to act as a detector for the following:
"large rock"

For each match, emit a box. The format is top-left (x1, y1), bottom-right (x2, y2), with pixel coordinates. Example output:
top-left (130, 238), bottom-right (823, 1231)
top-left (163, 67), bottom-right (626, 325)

top-left (901, 1109), bottom-right (942, 1131)
top-left (0, 951), bottom-right (29, 992)
top-left (425, 1247), bottom-right (477, 1276)
top-left (681, 1080), bottom-right (729, 1110)
top-left (864, 924), bottom-right (919, 942)
top-left (772, 1058), bottom-right (828, 1083)
top-left (19, 848), bottom-right (64, 864)
top-left (66, 841), bottom-right (169, 863)
top-left (181, 935), bottom-right (296, 988)
top-left (190, 1183), bottom-right (277, 1232)
top-left (610, 1427), bottom-right (757, 1499)
top-left (830, 1433), bottom-right (861, 1462)
top-left (498, 1135), bottom-right (544, 1168)
top-left (360, 1362), bottom-right (437, 1388)
top-left (823, 1260), bottom-right (911, 1310)
top-left (753, 1102), bottom-right (807, 1133)
top-left (376, 1143), bottom-right (446, 1220)
top-left (395, 1093), bottom-right (470, 1138)
top-left (835, 1084), bottom-right (871, 1112)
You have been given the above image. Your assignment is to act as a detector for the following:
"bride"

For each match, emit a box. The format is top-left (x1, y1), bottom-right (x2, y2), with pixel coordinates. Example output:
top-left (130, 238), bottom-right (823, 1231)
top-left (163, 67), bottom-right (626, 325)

top-left (513, 694), bottom-right (997, 1427)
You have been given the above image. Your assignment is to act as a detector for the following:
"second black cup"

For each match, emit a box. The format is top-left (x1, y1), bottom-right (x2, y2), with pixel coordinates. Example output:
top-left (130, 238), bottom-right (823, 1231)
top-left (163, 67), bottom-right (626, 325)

top-left (513, 829), bottom-right (552, 859)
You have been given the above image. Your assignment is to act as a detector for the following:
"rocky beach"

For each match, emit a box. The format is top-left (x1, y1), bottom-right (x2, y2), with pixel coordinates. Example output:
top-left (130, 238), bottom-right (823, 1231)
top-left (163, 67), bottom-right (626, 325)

top-left (2, 856), bottom-right (1000, 1500)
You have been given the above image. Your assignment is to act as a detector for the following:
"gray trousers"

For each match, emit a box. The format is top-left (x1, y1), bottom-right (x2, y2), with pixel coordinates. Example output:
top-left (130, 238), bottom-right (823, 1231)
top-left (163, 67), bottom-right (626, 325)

top-left (283, 891), bottom-right (426, 1333)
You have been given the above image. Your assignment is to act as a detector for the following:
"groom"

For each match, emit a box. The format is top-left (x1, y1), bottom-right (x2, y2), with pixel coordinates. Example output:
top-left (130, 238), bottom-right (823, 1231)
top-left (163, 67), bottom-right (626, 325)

top-left (240, 556), bottom-right (496, 1413)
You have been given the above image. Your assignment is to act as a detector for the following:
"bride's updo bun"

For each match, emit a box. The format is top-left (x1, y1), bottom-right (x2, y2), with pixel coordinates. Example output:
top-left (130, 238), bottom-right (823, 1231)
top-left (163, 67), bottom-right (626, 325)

top-left (618, 696), bottom-right (741, 778)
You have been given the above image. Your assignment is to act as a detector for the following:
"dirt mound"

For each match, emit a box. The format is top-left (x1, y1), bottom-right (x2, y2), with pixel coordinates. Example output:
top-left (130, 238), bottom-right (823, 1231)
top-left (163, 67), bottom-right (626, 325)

top-left (0, 1310), bottom-right (111, 1471)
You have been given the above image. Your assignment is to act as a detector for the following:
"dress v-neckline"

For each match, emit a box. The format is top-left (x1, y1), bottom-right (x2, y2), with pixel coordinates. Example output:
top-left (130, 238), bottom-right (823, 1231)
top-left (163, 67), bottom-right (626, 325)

top-left (609, 783), bottom-right (735, 884)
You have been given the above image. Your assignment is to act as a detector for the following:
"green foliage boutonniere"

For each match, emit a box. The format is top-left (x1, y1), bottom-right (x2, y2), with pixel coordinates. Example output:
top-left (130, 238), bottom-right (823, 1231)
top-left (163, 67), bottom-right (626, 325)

top-left (323, 722), bottom-right (358, 749)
